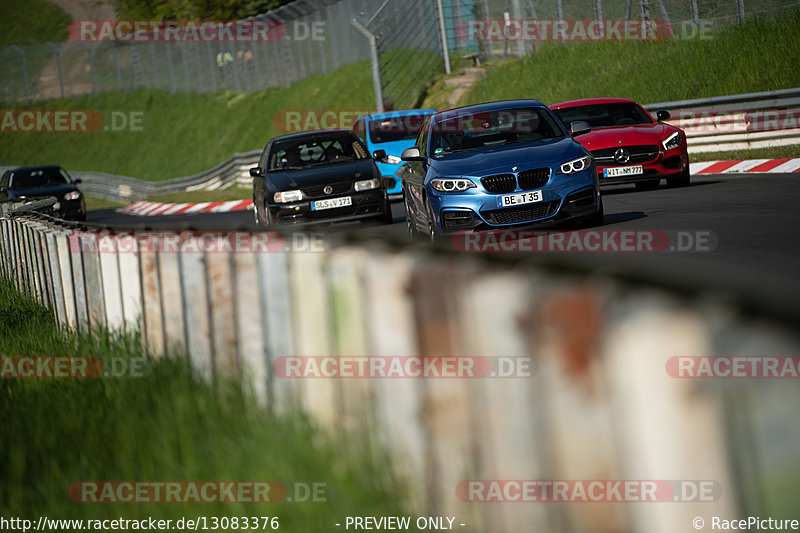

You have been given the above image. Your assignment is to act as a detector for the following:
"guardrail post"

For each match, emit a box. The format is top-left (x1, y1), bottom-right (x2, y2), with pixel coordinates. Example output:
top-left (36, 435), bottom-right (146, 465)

top-left (206, 240), bottom-right (240, 381)
top-left (180, 241), bottom-right (213, 380)
top-left (68, 232), bottom-right (90, 331)
top-left (98, 232), bottom-right (125, 330)
top-left (116, 232), bottom-right (142, 331)
top-left (45, 230), bottom-right (67, 326)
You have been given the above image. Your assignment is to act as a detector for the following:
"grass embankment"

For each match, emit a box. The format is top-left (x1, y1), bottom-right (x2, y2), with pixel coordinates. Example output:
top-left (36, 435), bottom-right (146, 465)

top-left (0, 61), bottom-right (375, 181)
top-left (461, 12), bottom-right (800, 106)
top-left (0, 279), bottom-right (413, 529)
top-left (0, 0), bottom-right (71, 46)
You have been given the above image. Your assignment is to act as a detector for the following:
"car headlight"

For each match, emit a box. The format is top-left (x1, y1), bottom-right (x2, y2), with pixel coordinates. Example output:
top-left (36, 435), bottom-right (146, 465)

top-left (385, 155), bottom-right (402, 165)
top-left (558, 155), bottom-right (592, 175)
top-left (662, 131), bottom-right (681, 150)
top-left (64, 191), bottom-right (81, 201)
top-left (431, 178), bottom-right (476, 192)
top-left (355, 177), bottom-right (381, 191)
top-left (273, 190), bottom-right (304, 203)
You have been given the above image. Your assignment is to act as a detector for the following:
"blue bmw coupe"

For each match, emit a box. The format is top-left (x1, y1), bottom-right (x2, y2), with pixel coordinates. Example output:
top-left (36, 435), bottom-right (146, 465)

top-left (399, 100), bottom-right (603, 239)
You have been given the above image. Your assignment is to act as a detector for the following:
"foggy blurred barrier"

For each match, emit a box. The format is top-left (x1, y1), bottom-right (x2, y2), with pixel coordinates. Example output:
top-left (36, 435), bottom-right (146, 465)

top-left (2, 209), bottom-right (800, 533)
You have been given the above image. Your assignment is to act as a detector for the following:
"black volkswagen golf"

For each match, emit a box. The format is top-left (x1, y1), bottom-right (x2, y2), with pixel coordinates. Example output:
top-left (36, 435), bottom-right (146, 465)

top-left (0, 165), bottom-right (86, 221)
top-left (250, 129), bottom-right (392, 226)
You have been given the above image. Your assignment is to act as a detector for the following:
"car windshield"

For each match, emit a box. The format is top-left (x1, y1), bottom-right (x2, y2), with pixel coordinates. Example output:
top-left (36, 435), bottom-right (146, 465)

top-left (369, 113), bottom-right (430, 144)
top-left (9, 168), bottom-right (69, 190)
top-left (428, 107), bottom-right (564, 156)
top-left (553, 102), bottom-right (653, 128)
top-left (268, 133), bottom-right (369, 171)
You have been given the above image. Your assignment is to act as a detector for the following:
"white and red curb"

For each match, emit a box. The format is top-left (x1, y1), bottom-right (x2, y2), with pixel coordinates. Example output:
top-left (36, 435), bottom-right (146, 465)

top-left (118, 199), bottom-right (253, 216)
top-left (115, 158), bottom-right (799, 217)
top-left (690, 158), bottom-right (800, 174)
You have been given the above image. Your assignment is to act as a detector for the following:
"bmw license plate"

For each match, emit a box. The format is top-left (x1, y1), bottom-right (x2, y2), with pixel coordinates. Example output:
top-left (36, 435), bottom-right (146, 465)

top-left (604, 165), bottom-right (643, 178)
top-left (311, 196), bottom-right (352, 211)
top-left (497, 190), bottom-right (543, 208)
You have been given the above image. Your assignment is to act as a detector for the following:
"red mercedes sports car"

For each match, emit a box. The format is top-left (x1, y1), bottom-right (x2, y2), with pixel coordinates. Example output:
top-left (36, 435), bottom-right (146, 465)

top-left (550, 98), bottom-right (689, 190)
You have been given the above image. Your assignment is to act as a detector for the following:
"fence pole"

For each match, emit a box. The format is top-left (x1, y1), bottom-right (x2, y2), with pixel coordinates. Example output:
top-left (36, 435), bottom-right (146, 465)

top-left (11, 46), bottom-right (30, 103)
top-left (737, 0), bottom-right (745, 22)
top-left (46, 43), bottom-right (65, 99)
top-left (435, 0), bottom-right (452, 73)
top-left (352, 18), bottom-right (384, 112)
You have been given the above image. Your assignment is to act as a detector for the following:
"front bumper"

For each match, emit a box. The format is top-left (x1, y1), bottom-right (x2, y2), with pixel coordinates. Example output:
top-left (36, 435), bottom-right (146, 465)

top-left (597, 147), bottom-right (688, 185)
top-left (428, 170), bottom-right (600, 235)
top-left (266, 189), bottom-right (388, 225)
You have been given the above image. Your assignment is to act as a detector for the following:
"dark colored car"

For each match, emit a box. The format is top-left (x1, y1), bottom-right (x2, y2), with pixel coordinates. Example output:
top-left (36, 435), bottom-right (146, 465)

top-left (399, 100), bottom-right (602, 239)
top-left (0, 165), bottom-right (86, 221)
top-left (550, 98), bottom-right (689, 190)
top-left (250, 129), bottom-right (392, 226)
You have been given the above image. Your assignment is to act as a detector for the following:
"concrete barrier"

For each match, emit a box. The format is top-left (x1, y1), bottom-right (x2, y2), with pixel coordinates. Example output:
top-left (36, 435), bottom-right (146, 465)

top-left (2, 214), bottom-right (799, 532)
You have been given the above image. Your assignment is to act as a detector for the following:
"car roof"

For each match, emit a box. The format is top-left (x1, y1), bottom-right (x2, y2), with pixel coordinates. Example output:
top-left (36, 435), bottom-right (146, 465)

top-left (364, 109), bottom-right (437, 121)
top-left (10, 165), bottom-right (63, 173)
top-left (550, 98), bottom-right (638, 109)
top-left (432, 99), bottom-right (549, 122)
top-left (271, 129), bottom-right (356, 142)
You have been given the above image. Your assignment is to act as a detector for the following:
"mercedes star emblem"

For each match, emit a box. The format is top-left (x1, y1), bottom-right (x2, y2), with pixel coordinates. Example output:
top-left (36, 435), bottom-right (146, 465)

top-left (614, 148), bottom-right (630, 164)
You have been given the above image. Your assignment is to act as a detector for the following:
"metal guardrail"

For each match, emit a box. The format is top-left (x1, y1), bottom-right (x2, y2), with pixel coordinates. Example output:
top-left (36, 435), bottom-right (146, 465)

top-left (2, 211), bottom-right (800, 532)
top-left (645, 88), bottom-right (800, 153)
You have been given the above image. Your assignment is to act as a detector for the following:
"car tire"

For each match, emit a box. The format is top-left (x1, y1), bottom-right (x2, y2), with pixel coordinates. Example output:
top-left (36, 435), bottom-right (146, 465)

top-left (634, 179), bottom-right (660, 191)
top-left (575, 196), bottom-right (604, 228)
top-left (666, 164), bottom-right (691, 187)
top-left (254, 198), bottom-right (271, 227)
top-left (403, 193), bottom-right (418, 238)
top-left (426, 202), bottom-right (443, 244)
top-left (378, 199), bottom-right (394, 224)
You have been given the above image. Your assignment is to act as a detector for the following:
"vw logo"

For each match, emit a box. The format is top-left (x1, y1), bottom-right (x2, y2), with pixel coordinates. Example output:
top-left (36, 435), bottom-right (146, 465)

top-left (614, 148), bottom-right (630, 163)
top-left (511, 166), bottom-right (519, 172)
top-left (323, 185), bottom-right (333, 195)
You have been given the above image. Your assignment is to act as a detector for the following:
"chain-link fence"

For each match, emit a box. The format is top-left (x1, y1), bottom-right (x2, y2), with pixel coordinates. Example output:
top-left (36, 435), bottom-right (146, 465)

top-left (355, 0), bottom-right (799, 112)
top-left (2, 0), bottom-right (797, 107)
top-left (0, 0), bottom-right (376, 104)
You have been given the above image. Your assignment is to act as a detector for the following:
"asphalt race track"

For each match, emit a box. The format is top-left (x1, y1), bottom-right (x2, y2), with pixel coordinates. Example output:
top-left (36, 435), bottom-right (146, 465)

top-left (88, 172), bottom-right (800, 297)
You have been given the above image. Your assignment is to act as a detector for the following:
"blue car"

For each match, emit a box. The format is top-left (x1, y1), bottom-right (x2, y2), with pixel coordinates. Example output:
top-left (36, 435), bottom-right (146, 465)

top-left (352, 109), bottom-right (436, 199)
top-left (399, 100), bottom-right (603, 239)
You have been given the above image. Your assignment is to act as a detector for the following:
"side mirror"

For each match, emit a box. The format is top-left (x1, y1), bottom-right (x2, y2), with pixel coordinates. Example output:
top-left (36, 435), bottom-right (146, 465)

top-left (400, 146), bottom-right (424, 162)
top-left (570, 120), bottom-right (591, 137)
top-left (656, 110), bottom-right (671, 121)
top-left (249, 166), bottom-right (264, 178)
top-left (372, 149), bottom-right (387, 163)
top-left (73, 178), bottom-right (82, 184)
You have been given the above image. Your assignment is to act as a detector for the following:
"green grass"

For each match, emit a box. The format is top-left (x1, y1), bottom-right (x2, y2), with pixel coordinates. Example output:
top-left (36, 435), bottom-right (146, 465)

top-left (0, 279), bottom-right (415, 528)
top-left (0, 0), bottom-right (71, 46)
top-left (0, 60), bottom-right (375, 181)
top-left (690, 145), bottom-right (800, 163)
top-left (84, 195), bottom-right (127, 211)
top-left (463, 12), bottom-right (800, 106)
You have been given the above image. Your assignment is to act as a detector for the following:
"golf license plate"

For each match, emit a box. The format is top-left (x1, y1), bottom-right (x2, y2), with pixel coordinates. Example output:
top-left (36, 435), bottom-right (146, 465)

top-left (497, 190), bottom-right (543, 208)
top-left (604, 165), bottom-right (643, 178)
top-left (311, 196), bottom-right (352, 211)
